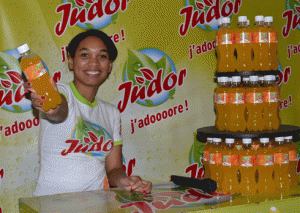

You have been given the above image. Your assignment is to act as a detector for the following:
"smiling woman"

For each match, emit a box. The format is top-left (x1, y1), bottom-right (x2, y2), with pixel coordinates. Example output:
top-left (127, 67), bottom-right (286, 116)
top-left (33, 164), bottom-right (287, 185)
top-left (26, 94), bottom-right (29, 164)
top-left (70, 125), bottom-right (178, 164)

top-left (23, 29), bottom-right (152, 197)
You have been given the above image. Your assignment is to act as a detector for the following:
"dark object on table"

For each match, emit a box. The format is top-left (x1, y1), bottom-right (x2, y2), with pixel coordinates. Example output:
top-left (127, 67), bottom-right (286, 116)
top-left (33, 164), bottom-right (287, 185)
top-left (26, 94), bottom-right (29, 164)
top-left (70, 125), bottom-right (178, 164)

top-left (170, 175), bottom-right (217, 193)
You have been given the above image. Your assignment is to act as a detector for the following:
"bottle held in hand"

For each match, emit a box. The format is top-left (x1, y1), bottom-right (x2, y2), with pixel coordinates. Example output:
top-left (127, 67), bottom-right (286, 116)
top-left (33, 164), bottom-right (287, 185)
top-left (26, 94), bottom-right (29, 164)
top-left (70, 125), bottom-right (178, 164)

top-left (17, 43), bottom-right (62, 111)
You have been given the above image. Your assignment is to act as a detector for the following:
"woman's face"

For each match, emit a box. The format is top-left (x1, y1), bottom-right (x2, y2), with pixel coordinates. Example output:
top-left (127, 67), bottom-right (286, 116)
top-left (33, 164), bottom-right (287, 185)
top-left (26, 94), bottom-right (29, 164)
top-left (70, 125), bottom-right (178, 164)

top-left (68, 36), bottom-right (112, 91)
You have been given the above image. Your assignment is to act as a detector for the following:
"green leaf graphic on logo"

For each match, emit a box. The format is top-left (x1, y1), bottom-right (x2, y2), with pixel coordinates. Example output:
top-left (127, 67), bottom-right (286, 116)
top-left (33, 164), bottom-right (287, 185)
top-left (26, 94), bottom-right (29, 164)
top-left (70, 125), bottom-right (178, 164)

top-left (156, 55), bottom-right (173, 80)
top-left (111, 13), bottom-right (119, 24)
top-left (145, 99), bottom-right (154, 105)
top-left (169, 88), bottom-right (176, 99)
top-left (126, 49), bottom-right (157, 86)
top-left (289, 0), bottom-right (300, 14)
top-left (85, 23), bottom-right (94, 29)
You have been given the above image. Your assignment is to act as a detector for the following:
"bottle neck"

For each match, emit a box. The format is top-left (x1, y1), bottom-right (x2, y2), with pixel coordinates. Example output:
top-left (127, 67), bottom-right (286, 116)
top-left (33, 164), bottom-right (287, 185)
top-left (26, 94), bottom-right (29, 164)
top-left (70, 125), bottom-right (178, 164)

top-left (21, 50), bottom-right (31, 57)
top-left (223, 23), bottom-right (231, 29)
top-left (231, 81), bottom-right (241, 87)
top-left (255, 21), bottom-right (264, 27)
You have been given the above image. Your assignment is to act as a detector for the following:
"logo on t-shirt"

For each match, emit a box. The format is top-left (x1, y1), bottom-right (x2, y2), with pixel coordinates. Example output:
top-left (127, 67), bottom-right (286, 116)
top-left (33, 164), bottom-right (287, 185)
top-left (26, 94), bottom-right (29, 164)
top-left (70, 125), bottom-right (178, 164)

top-left (61, 117), bottom-right (113, 157)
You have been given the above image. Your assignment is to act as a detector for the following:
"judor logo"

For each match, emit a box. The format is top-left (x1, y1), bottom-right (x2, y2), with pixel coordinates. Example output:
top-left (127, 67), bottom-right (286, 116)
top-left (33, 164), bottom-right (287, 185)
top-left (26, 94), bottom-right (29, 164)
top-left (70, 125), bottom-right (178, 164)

top-left (179, 0), bottom-right (242, 36)
top-left (118, 49), bottom-right (187, 113)
top-left (55, 0), bottom-right (130, 36)
top-left (282, 0), bottom-right (300, 37)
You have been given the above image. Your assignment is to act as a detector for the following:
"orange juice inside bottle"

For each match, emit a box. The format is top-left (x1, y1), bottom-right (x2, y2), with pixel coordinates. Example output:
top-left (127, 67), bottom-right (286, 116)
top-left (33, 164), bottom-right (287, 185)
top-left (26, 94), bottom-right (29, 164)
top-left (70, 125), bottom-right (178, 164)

top-left (262, 75), bottom-right (281, 130)
top-left (265, 16), bottom-right (278, 71)
top-left (209, 138), bottom-right (223, 191)
top-left (228, 76), bottom-right (246, 132)
top-left (17, 44), bottom-right (62, 111)
top-left (257, 138), bottom-right (276, 195)
top-left (253, 16), bottom-right (269, 71)
top-left (273, 137), bottom-right (291, 193)
top-left (203, 137), bottom-right (213, 179)
top-left (246, 76), bottom-right (264, 131)
top-left (214, 77), bottom-right (230, 131)
top-left (239, 138), bottom-right (258, 195)
top-left (222, 138), bottom-right (240, 194)
top-left (235, 16), bottom-right (253, 72)
top-left (284, 136), bottom-right (299, 188)
top-left (217, 17), bottom-right (235, 72)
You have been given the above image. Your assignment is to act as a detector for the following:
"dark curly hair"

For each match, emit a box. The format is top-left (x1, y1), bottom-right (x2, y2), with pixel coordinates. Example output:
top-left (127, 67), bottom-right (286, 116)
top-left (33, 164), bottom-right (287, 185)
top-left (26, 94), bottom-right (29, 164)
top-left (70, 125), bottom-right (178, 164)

top-left (67, 29), bottom-right (118, 61)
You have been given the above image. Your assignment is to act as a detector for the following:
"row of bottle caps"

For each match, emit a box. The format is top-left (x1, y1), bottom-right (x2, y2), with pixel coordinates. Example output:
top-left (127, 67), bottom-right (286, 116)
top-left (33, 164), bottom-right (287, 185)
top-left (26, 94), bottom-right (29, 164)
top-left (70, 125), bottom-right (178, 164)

top-left (219, 15), bottom-right (274, 29)
top-left (216, 75), bottom-right (277, 84)
top-left (206, 136), bottom-right (295, 144)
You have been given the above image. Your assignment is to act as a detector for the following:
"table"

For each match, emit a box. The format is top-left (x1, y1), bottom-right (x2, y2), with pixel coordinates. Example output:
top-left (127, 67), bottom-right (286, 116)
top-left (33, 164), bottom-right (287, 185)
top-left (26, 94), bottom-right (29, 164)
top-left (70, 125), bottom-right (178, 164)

top-left (19, 183), bottom-right (300, 213)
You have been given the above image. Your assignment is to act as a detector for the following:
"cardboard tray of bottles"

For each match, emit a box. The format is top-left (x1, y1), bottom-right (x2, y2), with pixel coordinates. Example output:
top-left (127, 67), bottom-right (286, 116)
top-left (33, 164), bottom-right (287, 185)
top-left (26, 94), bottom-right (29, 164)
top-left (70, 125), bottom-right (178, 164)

top-left (196, 125), bottom-right (300, 143)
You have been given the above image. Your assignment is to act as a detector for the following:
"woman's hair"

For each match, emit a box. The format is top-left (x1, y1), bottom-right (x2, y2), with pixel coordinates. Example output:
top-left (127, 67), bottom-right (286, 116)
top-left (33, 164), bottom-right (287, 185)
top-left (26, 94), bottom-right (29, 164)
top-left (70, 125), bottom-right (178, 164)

top-left (67, 29), bottom-right (118, 61)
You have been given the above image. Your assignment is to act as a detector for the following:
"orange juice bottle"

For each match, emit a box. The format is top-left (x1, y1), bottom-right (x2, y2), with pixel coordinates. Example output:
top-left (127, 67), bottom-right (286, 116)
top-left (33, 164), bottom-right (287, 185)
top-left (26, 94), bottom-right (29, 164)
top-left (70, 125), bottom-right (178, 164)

top-left (217, 17), bottom-right (235, 72)
top-left (273, 137), bottom-right (291, 193)
top-left (246, 76), bottom-right (264, 131)
top-left (253, 16), bottom-right (269, 71)
top-left (222, 138), bottom-right (240, 194)
top-left (265, 16), bottom-right (278, 71)
top-left (235, 16), bottom-right (253, 72)
top-left (239, 138), bottom-right (258, 195)
top-left (228, 76), bottom-right (246, 132)
top-left (209, 138), bottom-right (223, 191)
top-left (203, 137), bottom-right (213, 179)
top-left (17, 44), bottom-right (62, 111)
top-left (284, 136), bottom-right (299, 188)
top-left (214, 77), bottom-right (230, 131)
top-left (262, 75), bottom-right (281, 130)
top-left (257, 138), bottom-right (276, 195)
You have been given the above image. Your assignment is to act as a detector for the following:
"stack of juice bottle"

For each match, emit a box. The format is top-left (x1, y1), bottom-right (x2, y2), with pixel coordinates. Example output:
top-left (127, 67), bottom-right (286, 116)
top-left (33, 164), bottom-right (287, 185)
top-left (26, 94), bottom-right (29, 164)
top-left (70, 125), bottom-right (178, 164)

top-left (203, 136), bottom-right (299, 196)
top-left (216, 15), bottom-right (278, 72)
top-left (214, 75), bottom-right (280, 132)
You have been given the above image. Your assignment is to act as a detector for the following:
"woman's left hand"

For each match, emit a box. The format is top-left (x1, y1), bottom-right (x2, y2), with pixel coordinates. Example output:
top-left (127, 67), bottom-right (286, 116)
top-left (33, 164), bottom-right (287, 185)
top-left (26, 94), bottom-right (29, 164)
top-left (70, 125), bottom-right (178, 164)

top-left (119, 175), bottom-right (152, 194)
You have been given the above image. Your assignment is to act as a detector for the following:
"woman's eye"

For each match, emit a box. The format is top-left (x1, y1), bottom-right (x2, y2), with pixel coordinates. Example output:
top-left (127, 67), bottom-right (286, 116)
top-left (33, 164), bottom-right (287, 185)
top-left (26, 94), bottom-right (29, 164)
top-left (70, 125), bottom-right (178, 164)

top-left (100, 55), bottom-right (107, 58)
top-left (81, 53), bottom-right (88, 57)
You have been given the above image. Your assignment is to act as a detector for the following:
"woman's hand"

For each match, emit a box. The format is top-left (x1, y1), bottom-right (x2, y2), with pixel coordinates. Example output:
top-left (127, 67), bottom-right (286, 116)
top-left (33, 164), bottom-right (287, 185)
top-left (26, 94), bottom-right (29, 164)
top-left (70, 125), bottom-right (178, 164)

top-left (119, 175), bottom-right (152, 194)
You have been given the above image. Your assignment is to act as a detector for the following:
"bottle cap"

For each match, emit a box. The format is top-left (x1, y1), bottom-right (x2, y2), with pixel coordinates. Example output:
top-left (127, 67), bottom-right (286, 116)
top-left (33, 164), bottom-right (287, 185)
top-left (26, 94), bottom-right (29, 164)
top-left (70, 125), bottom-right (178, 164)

top-left (232, 76), bottom-right (241, 82)
top-left (259, 76), bottom-right (264, 81)
top-left (243, 77), bottom-right (249, 81)
top-left (238, 16), bottom-right (247, 22)
top-left (213, 138), bottom-right (222, 143)
top-left (249, 76), bottom-right (259, 81)
top-left (207, 137), bottom-right (213, 141)
top-left (225, 138), bottom-right (235, 144)
top-left (275, 137), bottom-right (284, 142)
top-left (218, 18), bottom-right (223, 26)
top-left (255, 15), bottom-right (264, 22)
top-left (247, 20), bottom-right (250, 25)
top-left (223, 17), bottom-right (230, 24)
top-left (228, 77), bottom-right (232, 82)
top-left (260, 138), bottom-right (269, 143)
top-left (269, 206), bottom-right (278, 212)
top-left (17, 43), bottom-right (30, 54)
top-left (265, 16), bottom-right (273, 23)
top-left (242, 138), bottom-right (252, 144)
top-left (218, 77), bottom-right (229, 83)
top-left (264, 75), bottom-right (274, 81)
top-left (284, 136), bottom-right (293, 140)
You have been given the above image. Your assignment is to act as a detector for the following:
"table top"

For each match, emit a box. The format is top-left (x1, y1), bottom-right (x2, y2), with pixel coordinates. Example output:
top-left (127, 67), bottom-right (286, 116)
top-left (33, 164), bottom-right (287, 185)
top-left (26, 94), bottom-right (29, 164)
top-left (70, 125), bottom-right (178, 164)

top-left (19, 183), bottom-right (300, 213)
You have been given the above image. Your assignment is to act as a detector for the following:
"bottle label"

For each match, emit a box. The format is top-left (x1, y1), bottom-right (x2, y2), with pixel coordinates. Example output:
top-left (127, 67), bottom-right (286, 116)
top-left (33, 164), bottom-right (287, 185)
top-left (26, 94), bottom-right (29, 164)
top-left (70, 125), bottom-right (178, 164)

top-left (289, 150), bottom-right (297, 161)
top-left (209, 153), bottom-right (222, 164)
top-left (23, 62), bottom-right (47, 81)
top-left (274, 153), bottom-right (289, 164)
top-left (263, 91), bottom-right (279, 102)
top-left (235, 145), bottom-right (243, 150)
top-left (239, 155), bottom-right (256, 167)
top-left (218, 33), bottom-right (235, 45)
top-left (257, 155), bottom-right (274, 166)
top-left (222, 155), bottom-right (239, 166)
top-left (203, 151), bottom-right (209, 162)
top-left (251, 144), bottom-right (260, 151)
top-left (229, 93), bottom-right (245, 104)
top-left (235, 32), bottom-right (252, 43)
top-left (268, 32), bottom-right (277, 43)
top-left (214, 93), bottom-right (229, 104)
top-left (253, 32), bottom-right (268, 43)
top-left (246, 92), bottom-right (263, 103)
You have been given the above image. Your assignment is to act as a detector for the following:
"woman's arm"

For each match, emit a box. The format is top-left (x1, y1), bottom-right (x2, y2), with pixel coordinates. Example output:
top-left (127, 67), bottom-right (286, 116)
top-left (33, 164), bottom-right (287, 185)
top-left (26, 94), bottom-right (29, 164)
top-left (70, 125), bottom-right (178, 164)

top-left (105, 145), bottom-right (152, 193)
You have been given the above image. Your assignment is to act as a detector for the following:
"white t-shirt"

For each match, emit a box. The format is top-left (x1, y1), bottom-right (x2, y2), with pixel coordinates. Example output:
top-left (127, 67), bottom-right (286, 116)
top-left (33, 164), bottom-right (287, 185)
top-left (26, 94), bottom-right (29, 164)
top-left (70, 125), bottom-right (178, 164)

top-left (33, 82), bottom-right (122, 196)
